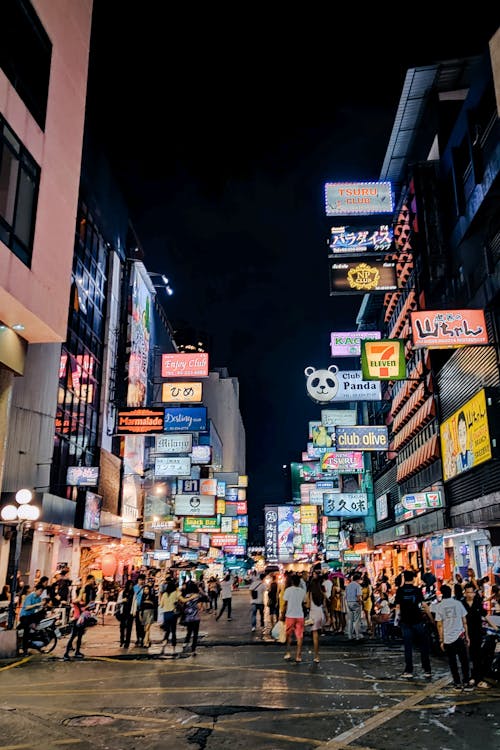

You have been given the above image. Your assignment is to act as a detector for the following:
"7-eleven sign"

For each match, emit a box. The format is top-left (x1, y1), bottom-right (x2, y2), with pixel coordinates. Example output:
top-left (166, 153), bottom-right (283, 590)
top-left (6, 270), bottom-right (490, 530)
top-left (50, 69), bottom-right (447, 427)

top-left (360, 339), bottom-right (406, 380)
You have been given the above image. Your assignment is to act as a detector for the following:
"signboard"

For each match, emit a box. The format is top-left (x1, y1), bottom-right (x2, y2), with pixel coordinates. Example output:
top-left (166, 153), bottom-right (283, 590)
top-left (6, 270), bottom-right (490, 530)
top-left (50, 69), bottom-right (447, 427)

top-left (321, 409), bottom-right (357, 428)
top-left (182, 517), bottom-right (221, 533)
top-left (83, 491), bottom-right (102, 531)
top-left (180, 479), bottom-right (200, 494)
top-left (117, 407), bottom-right (164, 435)
top-left (324, 181), bottom-right (394, 216)
top-left (323, 493), bottom-right (368, 517)
top-left (162, 381), bottom-right (203, 403)
top-left (360, 339), bottom-right (406, 380)
top-left (155, 456), bottom-right (191, 477)
top-left (211, 533), bottom-right (238, 547)
top-left (127, 265), bottom-right (151, 407)
top-left (300, 505), bottom-right (318, 524)
top-left (328, 225), bottom-right (393, 254)
top-left (440, 389), bottom-right (492, 481)
top-left (155, 433), bottom-right (192, 454)
top-left (376, 493), bottom-right (389, 521)
top-left (321, 451), bottom-right (364, 472)
top-left (401, 491), bottom-right (443, 511)
top-left (191, 445), bottom-right (211, 464)
top-left (200, 478), bottom-right (218, 496)
top-left (335, 425), bottom-right (389, 451)
top-left (330, 331), bottom-right (381, 358)
top-left (411, 310), bottom-right (488, 349)
top-left (161, 353), bottom-right (209, 378)
top-left (163, 407), bottom-right (207, 433)
top-left (329, 259), bottom-right (399, 294)
top-left (174, 494), bottom-right (216, 516)
top-left (66, 466), bottom-right (99, 486)
top-left (305, 367), bottom-right (381, 403)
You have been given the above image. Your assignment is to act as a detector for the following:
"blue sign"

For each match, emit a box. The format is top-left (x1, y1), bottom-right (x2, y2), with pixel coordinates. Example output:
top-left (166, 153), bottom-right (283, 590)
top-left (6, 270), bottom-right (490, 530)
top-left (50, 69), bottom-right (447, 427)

top-left (163, 407), bottom-right (207, 433)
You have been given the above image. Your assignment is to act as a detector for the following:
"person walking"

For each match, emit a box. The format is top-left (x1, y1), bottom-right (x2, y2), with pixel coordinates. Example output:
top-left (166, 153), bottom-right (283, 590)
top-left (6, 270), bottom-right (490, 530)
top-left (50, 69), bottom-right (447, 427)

top-left (282, 573), bottom-right (306, 663)
top-left (160, 579), bottom-right (181, 653)
top-left (117, 580), bottom-right (135, 648)
top-left (178, 580), bottom-right (208, 656)
top-left (249, 573), bottom-right (266, 632)
top-left (207, 576), bottom-right (220, 612)
top-left (462, 582), bottom-right (498, 688)
top-left (394, 569), bottom-right (433, 679)
top-left (345, 572), bottom-right (364, 641)
top-left (434, 584), bottom-right (473, 691)
top-left (361, 573), bottom-right (374, 637)
top-left (267, 574), bottom-right (279, 627)
top-left (215, 572), bottom-right (233, 621)
top-left (133, 573), bottom-right (146, 646)
top-left (306, 570), bottom-right (327, 663)
top-left (63, 577), bottom-right (96, 660)
top-left (138, 583), bottom-right (157, 648)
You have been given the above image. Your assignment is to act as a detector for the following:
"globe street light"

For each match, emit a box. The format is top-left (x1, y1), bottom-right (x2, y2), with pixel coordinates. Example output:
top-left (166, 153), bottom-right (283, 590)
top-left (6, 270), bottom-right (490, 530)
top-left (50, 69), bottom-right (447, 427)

top-left (1, 490), bottom-right (40, 630)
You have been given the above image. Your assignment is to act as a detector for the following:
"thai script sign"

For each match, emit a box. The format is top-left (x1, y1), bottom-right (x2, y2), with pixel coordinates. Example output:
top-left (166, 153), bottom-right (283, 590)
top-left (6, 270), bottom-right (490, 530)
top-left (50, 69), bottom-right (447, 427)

top-left (440, 389), bottom-right (492, 481)
top-left (163, 407), bottom-right (207, 432)
top-left (161, 353), bottom-right (209, 377)
top-left (324, 181), bottom-right (393, 216)
top-left (411, 310), bottom-right (488, 349)
top-left (330, 332), bottom-right (381, 358)
top-left (162, 381), bottom-right (203, 403)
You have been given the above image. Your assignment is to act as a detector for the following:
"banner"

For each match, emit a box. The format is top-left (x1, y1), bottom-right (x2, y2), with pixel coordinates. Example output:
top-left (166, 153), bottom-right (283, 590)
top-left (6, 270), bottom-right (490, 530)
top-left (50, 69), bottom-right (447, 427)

top-left (411, 309), bottom-right (488, 349)
top-left (440, 389), bottom-right (492, 481)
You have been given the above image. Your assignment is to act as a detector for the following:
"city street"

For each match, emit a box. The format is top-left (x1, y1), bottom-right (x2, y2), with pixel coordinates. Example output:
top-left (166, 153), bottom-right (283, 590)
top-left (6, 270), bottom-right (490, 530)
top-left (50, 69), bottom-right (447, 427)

top-left (0, 591), bottom-right (499, 749)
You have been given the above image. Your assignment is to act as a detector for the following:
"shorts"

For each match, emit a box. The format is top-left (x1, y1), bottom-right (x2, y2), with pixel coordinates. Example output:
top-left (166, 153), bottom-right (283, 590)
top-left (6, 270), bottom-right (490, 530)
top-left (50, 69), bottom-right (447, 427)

top-left (285, 617), bottom-right (304, 640)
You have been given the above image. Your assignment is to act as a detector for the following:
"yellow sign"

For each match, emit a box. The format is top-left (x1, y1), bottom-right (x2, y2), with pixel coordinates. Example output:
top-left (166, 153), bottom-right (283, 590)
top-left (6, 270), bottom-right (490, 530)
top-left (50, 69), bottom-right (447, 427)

top-left (300, 504), bottom-right (318, 524)
top-left (440, 389), bottom-right (492, 481)
top-left (161, 381), bottom-right (203, 403)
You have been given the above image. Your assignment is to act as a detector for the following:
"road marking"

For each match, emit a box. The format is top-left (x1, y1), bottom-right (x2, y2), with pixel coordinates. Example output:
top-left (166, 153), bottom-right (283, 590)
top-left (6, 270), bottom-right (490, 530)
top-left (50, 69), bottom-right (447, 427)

top-left (0, 685), bottom-right (414, 697)
top-left (315, 675), bottom-right (450, 749)
top-left (0, 657), bottom-right (31, 671)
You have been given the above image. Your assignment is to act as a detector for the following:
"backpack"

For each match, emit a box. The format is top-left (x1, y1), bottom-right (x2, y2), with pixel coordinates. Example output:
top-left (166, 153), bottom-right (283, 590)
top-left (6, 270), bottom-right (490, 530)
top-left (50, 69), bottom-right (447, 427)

top-left (251, 589), bottom-right (258, 600)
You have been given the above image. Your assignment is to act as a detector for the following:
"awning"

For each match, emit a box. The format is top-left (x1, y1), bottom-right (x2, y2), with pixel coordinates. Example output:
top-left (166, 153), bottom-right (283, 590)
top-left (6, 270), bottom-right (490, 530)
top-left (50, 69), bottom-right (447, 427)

top-left (393, 395), bottom-right (436, 451)
top-left (396, 433), bottom-right (440, 481)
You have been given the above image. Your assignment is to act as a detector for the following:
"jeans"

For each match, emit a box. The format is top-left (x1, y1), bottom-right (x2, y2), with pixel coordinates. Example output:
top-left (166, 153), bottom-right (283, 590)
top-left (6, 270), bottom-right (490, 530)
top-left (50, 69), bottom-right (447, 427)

top-left (184, 620), bottom-right (200, 652)
top-left (216, 597), bottom-right (232, 620)
top-left (251, 602), bottom-right (264, 628)
top-left (162, 611), bottom-right (178, 647)
top-left (401, 622), bottom-right (431, 673)
top-left (445, 635), bottom-right (470, 685)
top-left (346, 602), bottom-right (362, 639)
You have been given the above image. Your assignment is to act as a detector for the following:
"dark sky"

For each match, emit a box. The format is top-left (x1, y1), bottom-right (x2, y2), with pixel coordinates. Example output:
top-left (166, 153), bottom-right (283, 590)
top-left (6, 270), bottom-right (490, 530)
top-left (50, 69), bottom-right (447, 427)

top-left (86, 4), bottom-right (499, 535)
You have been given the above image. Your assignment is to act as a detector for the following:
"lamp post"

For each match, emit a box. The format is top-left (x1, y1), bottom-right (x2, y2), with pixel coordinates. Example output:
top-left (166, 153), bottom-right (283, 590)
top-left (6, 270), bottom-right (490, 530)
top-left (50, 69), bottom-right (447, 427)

top-left (1, 489), bottom-right (40, 630)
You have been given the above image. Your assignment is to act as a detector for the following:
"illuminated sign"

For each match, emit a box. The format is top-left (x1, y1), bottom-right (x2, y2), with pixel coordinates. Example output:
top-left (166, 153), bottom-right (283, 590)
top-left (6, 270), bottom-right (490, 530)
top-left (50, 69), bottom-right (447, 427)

top-left (163, 407), bottom-right (207, 433)
top-left (329, 260), bottom-right (399, 294)
top-left (174, 494), bottom-right (216, 516)
top-left (411, 310), bottom-right (488, 349)
top-left (211, 533), bottom-right (238, 547)
top-left (440, 389), bottom-right (492, 482)
top-left (324, 181), bottom-right (393, 216)
top-left (200, 478), bottom-right (218, 496)
top-left (191, 445), bottom-right (211, 464)
top-left (305, 367), bottom-right (381, 403)
top-left (328, 225), bottom-right (393, 254)
top-left (321, 409), bottom-right (357, 427)
top-left (321, 451), bottom-right (364, 472)
top-left (155, 433), bottom-right (192, 454)
top-left (83, 491), bottom-right (102, 531)
top-left (155, 456), bottom-right (191, 477)
top-left (182, 517), bottom-right (221, 533)
top-left (335, 425), bottom-right (388, 451)
top-left (401, 492), bottom-right (443, 511)
top-left (323, 493), bottom-right (369, 517)
top-left (162, 381), bottom-right (203, 403)
top-left (161, 353), bottom-right (209, 378)
top-left (376, 493), bottom-right (389, 521)
top-left (66, 466), bottom-right (99, 486)
top-left (300, 505), bottom-right (318, 524)
top-left (360, 339), bottom-right (406, 380)
top-left (117, 407), bottom-right (164, 435)
top-left (330, 331), bottom-right (381, 358)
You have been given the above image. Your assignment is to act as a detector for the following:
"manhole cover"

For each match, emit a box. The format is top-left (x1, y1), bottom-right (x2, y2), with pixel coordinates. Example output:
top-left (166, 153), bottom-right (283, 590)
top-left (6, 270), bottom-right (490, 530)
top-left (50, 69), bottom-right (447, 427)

top-left (64, 715), bottom-right (116, 726)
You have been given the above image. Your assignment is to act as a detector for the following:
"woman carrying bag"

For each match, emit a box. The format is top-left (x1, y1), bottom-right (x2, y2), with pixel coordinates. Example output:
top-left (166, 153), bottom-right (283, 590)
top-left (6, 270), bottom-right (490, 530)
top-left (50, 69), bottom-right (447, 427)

top-left (160, 579), bottom-right (181, 653)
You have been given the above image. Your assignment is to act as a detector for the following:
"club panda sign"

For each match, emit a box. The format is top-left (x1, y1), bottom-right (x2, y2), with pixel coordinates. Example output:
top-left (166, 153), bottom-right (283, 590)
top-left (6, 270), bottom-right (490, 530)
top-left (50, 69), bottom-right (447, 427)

top-left (304, 366), bottom-right (381, 403)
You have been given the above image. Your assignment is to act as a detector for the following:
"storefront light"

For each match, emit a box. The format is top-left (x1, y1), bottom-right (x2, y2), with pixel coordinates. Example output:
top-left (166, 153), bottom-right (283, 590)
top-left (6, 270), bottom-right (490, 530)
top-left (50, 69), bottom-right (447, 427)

top-left (443, 529), bottom-right (479, 540)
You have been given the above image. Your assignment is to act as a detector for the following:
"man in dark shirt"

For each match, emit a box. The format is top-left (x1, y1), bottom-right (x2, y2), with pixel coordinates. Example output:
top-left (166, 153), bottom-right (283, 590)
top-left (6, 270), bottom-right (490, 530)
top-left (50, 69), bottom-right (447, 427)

top-left (395, 570), bottom-right (433, 679)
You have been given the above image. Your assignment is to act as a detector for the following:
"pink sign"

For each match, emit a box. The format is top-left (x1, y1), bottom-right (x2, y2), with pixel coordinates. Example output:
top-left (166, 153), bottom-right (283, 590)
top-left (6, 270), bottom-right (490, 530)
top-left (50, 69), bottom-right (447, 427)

top-left (321, 451), bottom-right (364, 472)
top-left (330, 331), bottom-right (381, 357)
top-left (161, 353), bottom-right (209, 378)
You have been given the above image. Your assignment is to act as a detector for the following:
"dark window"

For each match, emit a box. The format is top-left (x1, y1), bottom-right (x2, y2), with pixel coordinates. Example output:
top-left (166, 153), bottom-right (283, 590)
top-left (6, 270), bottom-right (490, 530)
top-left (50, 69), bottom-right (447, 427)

top-left (0, 0), bottom-right (52, 130)
top-left (0, 116), bottom-right (39, 265)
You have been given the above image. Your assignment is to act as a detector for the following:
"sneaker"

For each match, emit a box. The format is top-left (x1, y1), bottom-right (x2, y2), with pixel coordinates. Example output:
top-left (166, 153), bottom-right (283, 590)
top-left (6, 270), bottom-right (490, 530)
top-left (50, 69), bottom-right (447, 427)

top-left (400, 672), bottom-right (413, 678)
top-left (453, 684), bottom-right (462, 692)
top-left (423, 672), bottom-right (432, 680)
top-left (283, 653), bottom-right (292, 660)
top-left (251, 627), bottom-right (256, 632)
top-left (462, 683), bottom-right (474, 692)
top-left (227, 618), bottom-right (232, 621)
top-left (63, 654), bottom-right (71, 661)
top-left (74, 652), bottom-right (84, 659)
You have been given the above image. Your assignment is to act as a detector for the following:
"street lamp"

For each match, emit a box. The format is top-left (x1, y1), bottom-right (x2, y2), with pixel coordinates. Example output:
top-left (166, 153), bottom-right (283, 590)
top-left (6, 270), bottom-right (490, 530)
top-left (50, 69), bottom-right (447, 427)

top-left (1, 489), bottom-right (40, 629)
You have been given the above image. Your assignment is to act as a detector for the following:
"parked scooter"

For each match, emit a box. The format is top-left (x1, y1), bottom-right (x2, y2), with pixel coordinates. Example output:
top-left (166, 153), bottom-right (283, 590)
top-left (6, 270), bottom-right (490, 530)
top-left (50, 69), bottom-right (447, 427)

top-left (17, 612), bottom-right (60, 654)
top-left (481, 627), bottom-right (500, 683)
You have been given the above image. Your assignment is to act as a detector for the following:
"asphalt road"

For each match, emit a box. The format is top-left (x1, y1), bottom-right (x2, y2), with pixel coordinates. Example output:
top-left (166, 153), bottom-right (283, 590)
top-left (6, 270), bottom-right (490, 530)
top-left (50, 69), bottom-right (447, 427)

top-left (0, 591), bottom-right (499, 749)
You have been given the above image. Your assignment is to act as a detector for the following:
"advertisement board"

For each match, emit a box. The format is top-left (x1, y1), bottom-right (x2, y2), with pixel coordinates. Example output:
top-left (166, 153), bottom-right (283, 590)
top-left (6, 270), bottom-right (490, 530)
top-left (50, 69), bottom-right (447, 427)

top-left (305, 368), bottom-right (381, 403)
top-left (155, 433), bottom-right (192, 454)
top-left (328, 225), bottom-right (393, 254)
top-left (163, 407), bottom-right (207, 433)
top-left (155, 456), bottom-right (191, 477)
top-left (376, 493), bottom-right (389, 521)
top-left (66, 466), bottom-right (99, 486)
top-left (127, 264), bottom-right (151, 407)
top-left (411, 310), bottom-right (488, 349)
top-left (117, 408), bottom-right (164, 435)
top-left (161, 353), bottom-right (209, 378)
top-left (324, 181), bottom-right (393, 216)
top-left (335, 425), bottom-right (388, 451)
top-left (440, 389), bottom-right (492, 481)
top-left (329, 259), bottom-right (399, 294)
top-left (360, 339), bottom-right (406, 380)
top-left (161, 381), bottom-right (203, 403)
top-left (83, 491), bottom-right (103, 531)
top-left (182, 517), bottom-right (221, 533)
top-left (401, 492), bottom-right (442, 511)
top-left (321, 451), bottom-right (364, 472)
top-left (330, 331), bottom-right (381, 358)
top-left (174, 494), bottom-right (216, 516)
top-left (191, 445), bottom-right (211, 464)
top-left (321, 409), bottom-right (357, 427)
top-left (323, 493), bottom-right (369, 517)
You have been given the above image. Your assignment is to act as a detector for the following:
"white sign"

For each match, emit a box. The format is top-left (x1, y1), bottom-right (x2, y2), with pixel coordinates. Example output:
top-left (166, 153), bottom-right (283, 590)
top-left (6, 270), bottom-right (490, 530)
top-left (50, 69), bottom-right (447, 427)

top-left (376, 493), bottom-right (389, 521)
top-left (324, 181), bottom-right (393, 216)
top-left (321, 409), bottom-right (357, 428)
top-left (155, 433), bottom-right (192, 454)
top-left (174, 494), bottom-right (216, 516)
top-left (401, 492), bottom-right (442, 511)
top-left (155, 456), bottom-right (191, 477)
top-left (335, 371), bottom-right (381, 401)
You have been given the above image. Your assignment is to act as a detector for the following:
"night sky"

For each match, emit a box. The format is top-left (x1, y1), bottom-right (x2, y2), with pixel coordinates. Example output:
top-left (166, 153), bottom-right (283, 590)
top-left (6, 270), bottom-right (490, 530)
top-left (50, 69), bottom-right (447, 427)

top-left (85, 4), bottom-right (499, 538)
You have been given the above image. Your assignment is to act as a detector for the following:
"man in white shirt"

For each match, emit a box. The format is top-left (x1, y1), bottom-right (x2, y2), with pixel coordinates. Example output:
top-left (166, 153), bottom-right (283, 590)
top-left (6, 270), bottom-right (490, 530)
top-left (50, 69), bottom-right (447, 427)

top-left (345, 572), bottom-right (363, 640)
top-left (282, 573), bottom-right (306, 662)
top-left (433, 584), bottom-right (472, 691)
top-left (249, 573), bottom-right (265, 632)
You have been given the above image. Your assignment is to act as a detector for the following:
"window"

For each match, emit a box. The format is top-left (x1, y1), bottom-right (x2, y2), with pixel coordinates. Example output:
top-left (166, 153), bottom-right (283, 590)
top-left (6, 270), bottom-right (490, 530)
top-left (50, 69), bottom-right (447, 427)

top-left (0, 0), bottom-right (52, 130)
top-left (0, 116), bottom-right (40, 265)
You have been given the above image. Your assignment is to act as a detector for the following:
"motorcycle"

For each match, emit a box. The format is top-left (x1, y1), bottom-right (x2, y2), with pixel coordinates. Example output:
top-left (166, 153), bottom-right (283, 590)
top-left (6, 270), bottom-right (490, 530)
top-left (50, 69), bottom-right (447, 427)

top-left (481, 627), bottom-right (500, 682)
top-left (17, 612), bottom-right (60, 654)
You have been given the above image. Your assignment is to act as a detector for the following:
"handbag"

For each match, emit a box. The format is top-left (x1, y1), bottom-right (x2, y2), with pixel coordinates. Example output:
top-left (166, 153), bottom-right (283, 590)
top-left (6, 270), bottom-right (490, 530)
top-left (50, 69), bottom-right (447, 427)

top-left (271, 620), bottom-right (286, 643)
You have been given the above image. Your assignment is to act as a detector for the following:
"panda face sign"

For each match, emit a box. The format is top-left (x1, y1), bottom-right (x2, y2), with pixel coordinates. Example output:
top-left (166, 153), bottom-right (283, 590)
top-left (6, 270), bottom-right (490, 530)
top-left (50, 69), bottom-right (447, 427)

top-left (305, 365), bottom-right (339, 403)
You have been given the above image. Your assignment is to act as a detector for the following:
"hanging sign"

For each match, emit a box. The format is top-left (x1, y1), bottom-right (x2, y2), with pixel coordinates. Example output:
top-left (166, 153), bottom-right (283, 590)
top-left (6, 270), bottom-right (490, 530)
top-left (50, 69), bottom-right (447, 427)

top-left (360, 339), bottom-right (406, 380)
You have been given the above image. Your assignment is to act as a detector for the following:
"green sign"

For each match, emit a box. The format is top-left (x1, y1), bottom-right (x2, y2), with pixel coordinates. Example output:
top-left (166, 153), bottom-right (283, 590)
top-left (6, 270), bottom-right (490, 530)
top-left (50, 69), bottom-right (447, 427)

top-left (360, 338), bottom-right (406, 380)
top-left (182, 517), bottom-right (221, 533)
